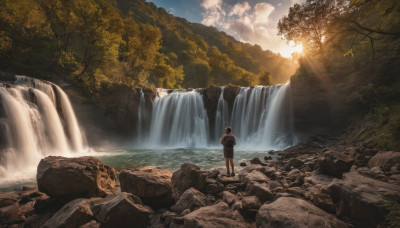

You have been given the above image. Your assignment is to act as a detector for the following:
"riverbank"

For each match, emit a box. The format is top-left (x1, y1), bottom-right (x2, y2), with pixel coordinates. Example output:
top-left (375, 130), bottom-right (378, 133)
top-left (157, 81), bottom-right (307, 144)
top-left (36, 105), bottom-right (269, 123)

top-left (1, 137), bottom-right (399, 227)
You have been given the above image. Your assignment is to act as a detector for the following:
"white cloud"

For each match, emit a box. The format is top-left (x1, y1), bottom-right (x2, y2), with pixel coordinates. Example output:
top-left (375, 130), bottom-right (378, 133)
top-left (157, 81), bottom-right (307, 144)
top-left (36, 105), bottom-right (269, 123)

top-left (200, 0), bottom-right (298, 57)
top-left (201, 0), bottom-right (222, 10)
top-left (254, 3), bottom-right (275, 25)
top-left (229, 2), bottom-right (251, 17)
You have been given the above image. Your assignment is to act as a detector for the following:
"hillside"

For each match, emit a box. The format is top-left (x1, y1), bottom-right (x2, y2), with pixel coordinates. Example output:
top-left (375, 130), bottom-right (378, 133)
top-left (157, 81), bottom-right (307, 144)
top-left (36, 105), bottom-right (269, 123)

top-left (0, 0), bottom-right (297, 94)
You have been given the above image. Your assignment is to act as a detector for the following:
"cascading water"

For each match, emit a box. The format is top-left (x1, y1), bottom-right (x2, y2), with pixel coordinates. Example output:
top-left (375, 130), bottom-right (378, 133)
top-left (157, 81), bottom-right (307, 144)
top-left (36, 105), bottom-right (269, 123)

top-left (136, 90), bottom-right (145, 140)
top-left (139, 83), bottom-right (296, 150)
top-left (144, 89), bottom-right (209, 148)
top-left (214, 87), bottom-right (229, 141)
top-left (0, 76), bottom-right (87, 184)
top-left (230, 84), bottom-right (297, 150)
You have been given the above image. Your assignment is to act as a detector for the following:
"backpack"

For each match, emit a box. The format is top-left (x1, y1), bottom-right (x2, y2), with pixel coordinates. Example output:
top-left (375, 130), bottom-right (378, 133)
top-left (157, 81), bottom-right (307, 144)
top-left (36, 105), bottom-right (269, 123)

top-left (224, 135), bottom-right (235, 148)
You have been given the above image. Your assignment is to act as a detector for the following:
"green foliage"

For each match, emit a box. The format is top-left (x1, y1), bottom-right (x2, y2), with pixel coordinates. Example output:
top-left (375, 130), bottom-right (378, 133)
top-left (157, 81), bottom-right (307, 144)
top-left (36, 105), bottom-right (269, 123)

top-left (0, 0), bottom-right (298, 94)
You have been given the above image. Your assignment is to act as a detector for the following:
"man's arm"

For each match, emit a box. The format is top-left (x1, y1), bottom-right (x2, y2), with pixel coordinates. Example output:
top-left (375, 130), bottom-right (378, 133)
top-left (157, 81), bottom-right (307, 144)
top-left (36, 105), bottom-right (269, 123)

top-left (234, 136), bottom-right (237, 145)
top-left (220, 135), bottom-right (225, 145)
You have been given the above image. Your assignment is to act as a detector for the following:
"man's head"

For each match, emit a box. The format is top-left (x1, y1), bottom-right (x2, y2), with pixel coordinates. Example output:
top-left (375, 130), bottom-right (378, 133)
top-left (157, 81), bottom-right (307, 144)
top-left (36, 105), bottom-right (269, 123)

top-left (225, 126), bottom-right (232, 134)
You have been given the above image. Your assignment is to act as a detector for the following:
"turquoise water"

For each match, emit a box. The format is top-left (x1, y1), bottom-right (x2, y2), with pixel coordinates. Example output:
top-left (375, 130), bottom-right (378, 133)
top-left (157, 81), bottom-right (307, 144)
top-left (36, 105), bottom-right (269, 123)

top-left (97, 148), bottom-right (272, 171)
top-left (0, 148), bottom-right (273, 191)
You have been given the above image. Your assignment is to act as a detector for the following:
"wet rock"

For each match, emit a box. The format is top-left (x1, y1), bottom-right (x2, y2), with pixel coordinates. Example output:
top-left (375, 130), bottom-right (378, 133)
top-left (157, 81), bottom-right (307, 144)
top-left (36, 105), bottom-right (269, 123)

top-left (0, 191), bottom-right (19, 207)
top-left (172, 188), bottom-right (207, 214)
top-left (206, 182), bottom-right (224, 195)
top-left (256, 197), bottom-right (348, 228)
top-left (222, 191), bottom-right (240, 206)
top-left (264, 156), bottom-right (272, 160)
top-left (368, 151), bottom-right (400, 172)
top-left (171, 201), bottom-right (254, 228)
top-left (328, 170), bottom-right (400, 227)
top-left (245, 181), bottom-right (274, 203)
top-left (241, 170), bottom-right (269, 184)
top-left (207, 169), bottom-right (220, 178)
top-left (241, 196), bottom-right (261, 220)
top-left (37, 156), bottom-right (116, 201)
top-left (42, 199), bottom-right (93, 228)
top-left (290, 158), bottom-right (304, 168)
top-left (92, 192), bottom-right (153, 228)
top-left (80, 220), bottom-right (100, 228)
top-left (171, 163), bottom-right (206, 198)
top-left (312, 192), bottom-right (335, 213)
top-left (319, 150), bottom-right (354, 178)
top-left (119, 166), bottom-right (173, 209)
top-left (250, 157), bottom-right (263, 165)
top-left (240, 162), bottom-right (248, 167)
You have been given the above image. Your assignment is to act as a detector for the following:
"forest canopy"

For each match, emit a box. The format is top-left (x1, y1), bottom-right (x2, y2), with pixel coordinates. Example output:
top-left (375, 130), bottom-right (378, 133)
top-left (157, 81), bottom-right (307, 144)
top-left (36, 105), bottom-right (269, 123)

top-left (0, 0), bottom-right (297, 93)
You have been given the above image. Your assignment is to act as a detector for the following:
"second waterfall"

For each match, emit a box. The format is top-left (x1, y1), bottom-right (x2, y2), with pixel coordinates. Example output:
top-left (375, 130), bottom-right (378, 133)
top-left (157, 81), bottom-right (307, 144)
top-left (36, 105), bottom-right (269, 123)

top-left (141, 84), bottom-right (297, 150)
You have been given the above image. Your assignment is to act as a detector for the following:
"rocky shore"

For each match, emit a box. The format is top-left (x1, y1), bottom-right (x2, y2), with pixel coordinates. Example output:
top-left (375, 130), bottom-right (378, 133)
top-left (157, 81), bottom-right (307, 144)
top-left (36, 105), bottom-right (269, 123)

top-left (1, 138), bottom-right (399, 228)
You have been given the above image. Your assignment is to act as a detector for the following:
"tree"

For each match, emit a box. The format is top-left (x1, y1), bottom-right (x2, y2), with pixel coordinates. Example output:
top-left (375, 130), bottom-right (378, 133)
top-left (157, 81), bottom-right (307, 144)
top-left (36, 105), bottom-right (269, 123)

top-left (258, 72), bottom-right (273, 86)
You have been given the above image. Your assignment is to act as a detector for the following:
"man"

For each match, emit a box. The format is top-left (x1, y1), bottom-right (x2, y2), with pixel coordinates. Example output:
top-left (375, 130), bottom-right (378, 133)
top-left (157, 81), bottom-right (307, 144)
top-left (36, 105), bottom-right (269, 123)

top-left (220, 126), bottom-right (236, 177)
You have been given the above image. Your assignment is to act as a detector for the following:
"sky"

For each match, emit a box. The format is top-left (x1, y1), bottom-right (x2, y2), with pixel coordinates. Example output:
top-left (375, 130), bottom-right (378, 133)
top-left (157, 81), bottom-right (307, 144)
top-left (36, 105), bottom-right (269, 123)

top-left (148, 0), bottom-right (303, 58)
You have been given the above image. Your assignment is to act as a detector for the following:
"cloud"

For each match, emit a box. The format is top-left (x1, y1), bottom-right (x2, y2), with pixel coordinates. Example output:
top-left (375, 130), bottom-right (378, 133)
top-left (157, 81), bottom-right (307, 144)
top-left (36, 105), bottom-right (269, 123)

top-left (254, 3), bottom-right (275, 25)
top-left (200, 0), bottom-right (301, 57)
top-left (229, 2), bottom-right (251, 17)
top-left (201, 0), bottom-right (222, 10)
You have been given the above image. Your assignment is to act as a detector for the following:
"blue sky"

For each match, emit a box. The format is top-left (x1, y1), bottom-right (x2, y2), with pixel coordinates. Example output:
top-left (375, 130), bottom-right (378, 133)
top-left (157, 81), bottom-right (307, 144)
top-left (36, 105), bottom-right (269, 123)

top-left (148, 0), bottom-right (303, 57)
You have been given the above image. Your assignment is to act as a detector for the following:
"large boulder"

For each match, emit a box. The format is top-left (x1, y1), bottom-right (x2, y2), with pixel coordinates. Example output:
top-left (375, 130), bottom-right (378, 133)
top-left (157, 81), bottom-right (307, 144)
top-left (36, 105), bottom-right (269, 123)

top-left (91, 192), bottom-right (153, 228)
top-left (241, 170), bottom-right (269, 184)
top-left (319, 150), bottom-right (354, 178)
top-left (256, 197), bottom-right (348, 228)
top-left (171, 163), bottom-right (206, 198)
top-left (245, 181), bottom-right (274, 203)
top-left (368, 151), bottom-right (400, 172)
top-left (119, 166), bottom-right (173, 209)
top-left (328, 171), bottom-right (400, 227)
top-left (171, 201), bottom-right (254, 228)
top-left (42, 199), bottom-right (93, 228)
top-left (171, 188), bottom-right (207, 214)
top-left (37, 156), bottom-right (116, 200)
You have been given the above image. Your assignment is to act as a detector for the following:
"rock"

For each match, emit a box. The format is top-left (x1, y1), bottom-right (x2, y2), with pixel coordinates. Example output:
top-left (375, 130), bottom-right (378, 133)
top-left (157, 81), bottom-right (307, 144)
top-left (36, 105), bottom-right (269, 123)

top-left (290, 159), bottom-right (304, 168)
top-left (241, 170), bottom-right (269, 184)
top-left (171, 201), bottom-right (254, 228)
top-left (119, 167), bottom-right (173, 209)
top-left (240, 162), bottom-right (248, 167)
top-left (245, 181), bottom-right (273, 203)
top-left (241, 196), bottom-right (261, 220)
top-left (171, 188), bottom-right (207, 214)
top-left (171, 163), bottom-right (206, 198)
top-left (328, 171), bottom-right (400, 226)
top-left (256, 197), bottom-right (348, 228)
top-left (250, 157), bottom-right (263, 165)
top-left (207, 169), bottom-right (220, 178)
top-left (80, 220), bottom-right (100, 228)
top-left (225, 184), bottom-right (238, 194)
top-left (42, 199), bottom-right (93, 228)
top-left (312, 192), bottom-right (335, 213)
top-left (264, 156), bottom-right (272, 160)
top-left (363, 148), bottom-right (378, 156)
top-left (304, 172), bottom-right (334, 188)
top-left (37, 156), bottom-right (116, 200)
top-left (0, 191), bottom-right (19, 207)
top-left (287, 169), bottom-right (301, 181)
top-left (206, 182), bottom-right (224, 195)
top-left (216, 175), bottom-right (242, 185)
top-left (368, 151), bottom-right (400, 172)
top-left (92, 192), bottom-right (153, 228)
top-left (222, 191), bottom-right (240, 206)
top-left (319, 150), bottom-right (355, 178)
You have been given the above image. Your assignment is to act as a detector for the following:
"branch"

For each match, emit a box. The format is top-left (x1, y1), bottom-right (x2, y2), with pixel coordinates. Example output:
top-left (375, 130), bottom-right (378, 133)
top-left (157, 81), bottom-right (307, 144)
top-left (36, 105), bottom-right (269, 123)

top-left (334, 16), bottom-right (400, 36)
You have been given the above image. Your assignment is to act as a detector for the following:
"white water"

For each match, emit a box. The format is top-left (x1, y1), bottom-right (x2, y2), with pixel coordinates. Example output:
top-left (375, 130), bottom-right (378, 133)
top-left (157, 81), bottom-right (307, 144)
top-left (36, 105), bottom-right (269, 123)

top-left (214, 87), bottom-right (229, 142)
top-left (231, 84), bottom-right (297, 150)
top-left (0, 76), bottom-right (87, 185)
top-left (136, 90), bottom-right (145, 140)
top-left (140, 83), bottom-right (297, 150)
top-left (144, 90), bottom-right (209, 148)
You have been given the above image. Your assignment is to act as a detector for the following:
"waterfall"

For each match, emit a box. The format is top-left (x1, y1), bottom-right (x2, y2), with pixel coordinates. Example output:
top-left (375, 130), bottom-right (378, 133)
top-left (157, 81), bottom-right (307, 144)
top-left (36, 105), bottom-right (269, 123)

top-left (0, 76), bottom-right (86, 179)
top-left (230, 84), bottom-right (297, 150)
top-left (139, 83), bottom-right (296, 150)
top-left (214, 87), bottom-right (229, 141)
top-left (144, 90), bottom-right (209, 148)
top-left (137, 90), bottom-right (145, 140)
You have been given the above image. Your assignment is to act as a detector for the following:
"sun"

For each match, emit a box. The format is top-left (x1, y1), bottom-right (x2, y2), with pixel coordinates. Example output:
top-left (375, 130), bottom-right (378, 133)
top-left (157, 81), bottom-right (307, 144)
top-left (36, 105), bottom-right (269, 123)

top-left (280, 40), bottom-right (303, 58)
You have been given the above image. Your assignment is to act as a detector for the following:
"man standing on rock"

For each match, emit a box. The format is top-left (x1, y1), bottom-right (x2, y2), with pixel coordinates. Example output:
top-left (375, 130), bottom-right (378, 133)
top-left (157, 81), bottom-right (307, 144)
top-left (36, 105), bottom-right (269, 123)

top-left (221, 126), bottom-right (236, 177)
